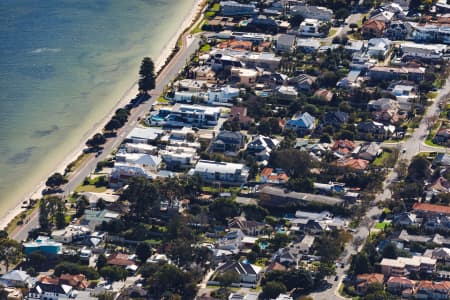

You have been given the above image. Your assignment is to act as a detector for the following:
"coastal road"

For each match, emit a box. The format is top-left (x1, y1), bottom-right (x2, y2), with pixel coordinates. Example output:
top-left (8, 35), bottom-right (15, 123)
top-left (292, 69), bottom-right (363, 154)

top-left (310, 71), bottom-right (450, 300)
top-left (11, 33), bottom-right (201, 242)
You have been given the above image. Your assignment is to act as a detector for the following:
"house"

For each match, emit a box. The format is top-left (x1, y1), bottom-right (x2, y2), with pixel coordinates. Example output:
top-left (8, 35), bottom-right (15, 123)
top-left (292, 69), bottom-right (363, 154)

top-left (288, 74), bottom-right (316, 91)
top-left (40, 274), bottom-right (89, 290)
top-left (0, 270), bottom-right (33, 288)
top-left (125, 143), bottom-right (157, 155)
top-left (296, 235), bottom-right (315, 254)
top-left (299, 19), bottom-right (323, 37)
top-left (368, 98), bottom-right (400, 124)
top-left (126, 127), bottom-right (164, 144)
top-left (355, 142), bottom-right (382, 162)
top-left (79, 209), bottom-right (120, 230)
top-left (344, 40), bottom-right (366, 54)
top-left (370, 10), bottom-right (394, 23)
top-left (116, 153), bottom-right (162, 171)
top-left (394, 212), bottom-right (419, 227)
top-left (276, 85), bottom-right (298, 100)
top-left (247, 15), bottom-right (278, 33)
top-left (211, 131), bottom-right (246, 154)
top-left (335, 158), bottom-right (369, 171)
top-left (314, 89), bottom-right (334, 102)
top-left (434, 127), bottom-right (450, 145)
top-left (362, 19), bottom-right (386, 38)
top-left (368, 66), bottom-right (426, 82)
top-left (257, 185), bottom-right (344, 207)
top-left (259, 168), bottom-right (289, 184)
top-left (386, 276), bottom-right (415, 294)
top-left (424, 248), bottom-right (450, 265)
top-left (290, 5), bottom-right (333, 21)
top-left (415, 280), bottom-right (450, 300)
top-left (188, 160), bottom-right (249, 185)
top-left (217, 229), bottom-right (245, 253)
top-left (160, 149), bottom-right (197, 168)
top-left (107, 253), bottom-right (135, 267)
top-left (228, 106), bottom-right (254, 128)
top-left (277, 248), bottom-right (299, 266)
top-left (356, 273), bottom-right (384, 295)
top-left (230, 67), bottom-right (259, 86)
top-left (428, 176), bottom-right (450, 193)
top-left (28, 282), bottom-right (75, 300)
top-left (296, 38), bottom-right (320, 53)
top-left (384, 21), bottom-right (410, 40)
top-left (51, 225), bottom-right (91, 244)
top-left (207, 85), bottom-right (240, 103)
top-left (400, 42), bottom-right (447, 62)
top-left (23, 236), bottom-right (62, 257)
top-left (111, 162), bottom-right (156, 182)
top-left (214, 261), bottom-right (262, 284)
top-left (413, 203), bottom-right (450, 217)
top-left (337, 70), bottom-right (362, 89)
top-left (331, 139), bottom-right (356, 158)
top-left (164, 104), bottom-right (222, 128)
top-left (246, 135), bottom-right (279, 161)
top-left (367, 38), bottom-right (392, 58)
top-left (275, 34), bottom-right (296, 53)
top-left (229, 216), bottom-right (266, 236)
top-left (357, 121), bottom-right (396, 139)
top-left (220, 1), bottom-right (256, 16)
top-left (321, 111), bottom-right (349, 129)
top-left (379, 256), bottom-right (437, 277)
top-left (433, 153), bottom-right (450, 167)
top-left (285, 112), bottom-right (315, 134)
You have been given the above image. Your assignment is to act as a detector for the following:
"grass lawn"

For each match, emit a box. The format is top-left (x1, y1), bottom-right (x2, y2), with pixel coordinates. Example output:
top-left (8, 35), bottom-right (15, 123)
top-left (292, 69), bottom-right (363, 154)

top-left (357, 13), bottom-right (369, 27)
top-left (65, 153), bottom-right (92, 174)
top-left (373, 151), bottom-right (396, 168)
top-left (375, 221), bottom-right (391, 230)
top-left (201, 186), bottom-right (241, 194)
top-left (75, 185), bottom-right (107, 193)
top-left (200, 43), bottom-right (211, 52)
top-left (426, 91), bottom-right (439, 99)
top-left (190, 18), bottom-right (205, 34)
top-left (328, 28), bottom-right (337, 37)
top-left (157, 96), bottom-right (170, 103)
top-left (211, 3), bottom-right (220, 11)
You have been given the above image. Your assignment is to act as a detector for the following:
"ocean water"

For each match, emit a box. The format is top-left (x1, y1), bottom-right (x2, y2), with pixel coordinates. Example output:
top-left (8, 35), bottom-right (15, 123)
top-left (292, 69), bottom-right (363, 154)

top-left (0, 0), bottom-right (196, 216)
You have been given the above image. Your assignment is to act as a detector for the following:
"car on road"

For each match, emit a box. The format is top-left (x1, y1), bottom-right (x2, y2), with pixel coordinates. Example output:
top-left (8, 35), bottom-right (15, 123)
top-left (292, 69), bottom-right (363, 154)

top-left (401, 148), bottom-right (406, 153)
top-left (95, 149), bottom-right (103, 157)
top-left (42, 187), bottom-right (64, 195)
top-left (334, 275), bottom-right (339, 281)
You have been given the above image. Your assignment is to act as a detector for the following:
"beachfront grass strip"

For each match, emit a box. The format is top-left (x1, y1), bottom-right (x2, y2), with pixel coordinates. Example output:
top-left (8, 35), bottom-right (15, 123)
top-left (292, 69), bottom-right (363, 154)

top-left (5, 199), bottom-right (40, 235)
top-left (191, 18), bottom-right (206, 34)
top-left (65, 153), bottom-right (93, 175)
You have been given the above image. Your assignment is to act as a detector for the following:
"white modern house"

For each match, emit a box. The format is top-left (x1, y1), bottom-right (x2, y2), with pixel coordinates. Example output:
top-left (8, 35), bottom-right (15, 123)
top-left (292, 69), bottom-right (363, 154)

top-left (164, 104), bottom-right (222, 127)
top-left (299, 19), bottom-right (322, 37)
top-left (126, 127), bottom-right (164, 144)
top-left (116, 153), bottom-right (162, 171)
top-left (367, 38), bottom-right (392, 58)
top-left (188, 160), bottom-right (249, 185)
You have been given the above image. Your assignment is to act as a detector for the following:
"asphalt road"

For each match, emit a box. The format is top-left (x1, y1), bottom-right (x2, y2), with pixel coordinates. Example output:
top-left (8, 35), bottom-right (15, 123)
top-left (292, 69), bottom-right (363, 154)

top-left (11, 33), bottom-right (201, 242)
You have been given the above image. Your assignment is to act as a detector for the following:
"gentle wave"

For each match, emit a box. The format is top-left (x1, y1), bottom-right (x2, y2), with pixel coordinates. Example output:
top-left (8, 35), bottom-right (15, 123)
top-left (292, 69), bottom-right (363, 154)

top-left (30, 48), bottom-right (62, 54)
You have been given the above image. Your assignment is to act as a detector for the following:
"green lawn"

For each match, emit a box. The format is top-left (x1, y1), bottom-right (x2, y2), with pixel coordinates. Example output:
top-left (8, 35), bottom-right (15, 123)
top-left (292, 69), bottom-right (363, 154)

top-left (328, 28), bottom-right (337, 37)
top-left (211, 3), bottom-right (220, 11)
top-left (200, 43), bottom-right (211, 52)
top-left (375, 221), bottom-right (391, 230)
top-left (75, 185), bottom-right (107, 193)
top-left (372, 151), bottom-right (396, 168)
top-left (190, 18), bottom-right (205, 34)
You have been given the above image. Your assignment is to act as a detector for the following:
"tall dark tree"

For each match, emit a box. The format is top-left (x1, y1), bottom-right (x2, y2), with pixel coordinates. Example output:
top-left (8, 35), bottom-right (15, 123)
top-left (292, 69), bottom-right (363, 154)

top-left (46, 172), bottom-right (67, 188)
top-left (39, 199), bottom-right (50, 231)
top-left (121, 177), bottom-right (160, 220)
top-left (55, 200), bottom-right (66, 229)
top-left (139, 57), bottom-right (156, 92)
top-left (86, 133), bottom-right (106, 148)
top-left (136, 242), bottom-right (152, 263)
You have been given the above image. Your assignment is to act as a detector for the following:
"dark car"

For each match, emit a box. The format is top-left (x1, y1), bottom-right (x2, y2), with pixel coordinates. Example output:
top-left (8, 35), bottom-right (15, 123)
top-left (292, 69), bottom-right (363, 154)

top-left (334, 275), bottom-right (339, 281)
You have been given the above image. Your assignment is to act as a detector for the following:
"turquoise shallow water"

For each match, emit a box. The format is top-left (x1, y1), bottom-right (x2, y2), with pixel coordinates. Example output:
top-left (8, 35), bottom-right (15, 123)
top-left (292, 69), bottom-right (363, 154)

top-left (0, 0), bottom-right (196, 216)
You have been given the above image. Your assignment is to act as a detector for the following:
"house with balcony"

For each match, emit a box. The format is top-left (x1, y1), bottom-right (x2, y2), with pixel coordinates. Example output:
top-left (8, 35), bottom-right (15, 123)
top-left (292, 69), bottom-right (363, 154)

top-left (285, 112), bottom-right (315, 135)
top-left (164, 104), bottom-right (222, 128)
top-left (220, 1), bottom-right (257, 17)
top-left (188, 160), bottom-right (249, 185)
top-left (379, 256), bottom-right (437, 277)
top-left (290, 4), bottom-right (333, 21)
top-left (299, 19), bottom-right (323, 37)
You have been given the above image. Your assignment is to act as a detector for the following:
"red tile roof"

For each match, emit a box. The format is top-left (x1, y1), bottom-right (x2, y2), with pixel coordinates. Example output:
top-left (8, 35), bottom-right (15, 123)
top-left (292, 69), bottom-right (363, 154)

top-left (107, 253), bottom-right (134, 266)
top-left (413, 203), bottom-right (450, 216)
top-left (357, 273), bottom-right (384, 285)
top-left (363, 19), bottom-right (386, 32)
top-left (336, 158), bottom-right (369, 170)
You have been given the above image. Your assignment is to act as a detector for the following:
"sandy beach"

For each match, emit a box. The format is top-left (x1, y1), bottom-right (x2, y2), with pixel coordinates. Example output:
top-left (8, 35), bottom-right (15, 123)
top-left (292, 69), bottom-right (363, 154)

top-left (0, 0), bottom-right (205, 231)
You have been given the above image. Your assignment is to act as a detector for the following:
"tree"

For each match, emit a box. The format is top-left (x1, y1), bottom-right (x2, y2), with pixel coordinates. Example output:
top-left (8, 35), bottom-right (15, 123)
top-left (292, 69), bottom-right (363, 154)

top-left (350, 253), bottom-right (370, 275)
top-left (217, 271), bottom-right (240, 286)
top-left (408, 155), bottom-right (431, 181)
top-left (139, 57), bottom-right (156, 92)
top-left (209, 198), bottom-right (239, 224)
top-left (382, 242), bottom-right (398, 259)
top-left (39, 199), bottom-right (50, 231)
top-left (104, 118), bottom-right (122, 131)
top-left (0, 238), bottom-right (23, 271)
top-left (55, 200), bottom-right (66, 229)
top-left (349, 23), bottom-right (358, 32)
top-left (166, 238), bottom-right (193, 266)
top-left (121, 177), bottom-right (161, 220)
top-left (136, 242), bottom-right (152, 263)
top-left (100, 266), bottom-right (128, 282)
top-left (86, 133), bottom-right (106, 148)
top-left (269, 149), bottom-right (315, 178)
top-left (27, 251), bottom-right (46, 270)
top-left (335, 8), bottom-right (350, 21)
top-left (97, 254), bottom-right (107, 270)
top-left (262, 281), bottom-right (287, 299)
top-left (45, 172), bottom-right (67, 188)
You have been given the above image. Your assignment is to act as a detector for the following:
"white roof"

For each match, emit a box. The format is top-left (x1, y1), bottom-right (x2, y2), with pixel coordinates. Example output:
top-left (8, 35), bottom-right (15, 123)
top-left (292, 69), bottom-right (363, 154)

top-left (118, 153), bottom-right (162, 167)
top-left (127, 127), bottom-right (163, 141)
top-left (194, 160), bottom-right (246, 174)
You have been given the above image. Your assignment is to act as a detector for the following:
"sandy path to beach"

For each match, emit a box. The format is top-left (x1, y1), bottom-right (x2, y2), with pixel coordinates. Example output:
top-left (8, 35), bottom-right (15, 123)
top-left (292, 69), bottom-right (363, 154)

top-left (0, 0), bottom-right (206, 231)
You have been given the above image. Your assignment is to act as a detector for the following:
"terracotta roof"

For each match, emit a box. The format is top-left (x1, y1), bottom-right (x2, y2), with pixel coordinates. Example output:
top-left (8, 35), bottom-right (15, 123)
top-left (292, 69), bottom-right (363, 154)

top-left (357, 273), bottom-right (384, 285)
top-left (363, 19), bottom-right (386, 31)
top-left (314, 89), bottom-right (334, 101)
top-left (336, 158), bottom-right (369, 170)
top-left (266, 262), bottom-right (287, 272)
top-left (387, 276), bottom-right (414, 285)
top-left (40, 274), bottom-right (88, 290)
top-left (261, 168), bottom-right (274, 177)
top-left (107, 253), bottom-right (134, 266)
top-left (332, 139), bottom-right (356, 151)
top-left (413, 203), bottom-right (450, 216)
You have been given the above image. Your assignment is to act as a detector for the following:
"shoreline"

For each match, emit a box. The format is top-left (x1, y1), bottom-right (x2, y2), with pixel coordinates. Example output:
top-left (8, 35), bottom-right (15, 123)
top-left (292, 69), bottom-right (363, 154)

top-left (0, 0), bottom-right (206, 232)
